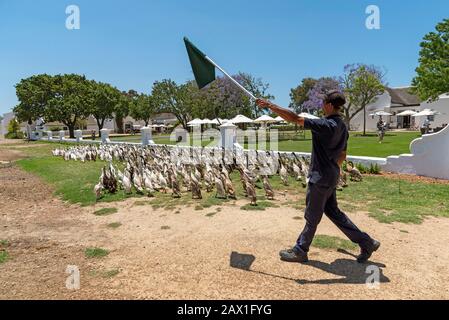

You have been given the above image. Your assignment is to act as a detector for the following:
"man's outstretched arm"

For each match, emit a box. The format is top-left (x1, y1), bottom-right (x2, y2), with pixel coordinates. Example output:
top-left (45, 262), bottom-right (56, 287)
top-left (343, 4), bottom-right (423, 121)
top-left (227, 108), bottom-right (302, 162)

top-left (256, 99), bottom-right (305, 127)
top-left (337, 150), bottom-right (347, 167)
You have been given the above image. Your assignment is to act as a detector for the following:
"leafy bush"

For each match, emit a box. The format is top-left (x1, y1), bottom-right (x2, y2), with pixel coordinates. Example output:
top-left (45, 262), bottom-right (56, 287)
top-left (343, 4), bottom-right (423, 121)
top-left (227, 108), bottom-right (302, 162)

top-left (355, 163), bottom-right (368, 174)
top-left (352, 162), bottom-right (381, 174)
top-left (369, 163), bottom-right (381, 174)
top-left (5, 119), bottom-right (23, 139)
top-left (5, 131), bottom-right (24, 139)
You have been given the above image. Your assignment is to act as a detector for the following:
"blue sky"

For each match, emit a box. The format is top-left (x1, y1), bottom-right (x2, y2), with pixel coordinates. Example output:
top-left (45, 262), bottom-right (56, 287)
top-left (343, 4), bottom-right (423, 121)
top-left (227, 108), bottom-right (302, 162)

top-left (1, 0), bottom-right (448, 115)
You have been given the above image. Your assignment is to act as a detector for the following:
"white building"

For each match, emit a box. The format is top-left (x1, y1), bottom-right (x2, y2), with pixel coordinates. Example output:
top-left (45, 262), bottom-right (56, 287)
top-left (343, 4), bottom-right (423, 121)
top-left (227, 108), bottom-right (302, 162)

top-left (417, 93), bottom-right (449, 128)
top-left (350, 87), bottom-right (422, 132)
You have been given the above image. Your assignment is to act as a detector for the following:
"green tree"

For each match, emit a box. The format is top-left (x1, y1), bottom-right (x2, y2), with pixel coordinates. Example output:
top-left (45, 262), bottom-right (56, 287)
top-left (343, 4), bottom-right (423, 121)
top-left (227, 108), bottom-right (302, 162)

top-left (115, 90), bottom-right (135, 134)
top-left (129, 93), bottom-right (158, 126)
top-left (88, 81), bottom-right (121, 131)
top-left (412, 18), bottom-right (449, 101)
top-left (289, 77), bottom-right (318, 113)
top-left (340, 64), bottom-right (386, 134)
top-left (14, 74), bottom-right (54, 125)
top-left (15, 74), bottom-right (92, 138)
top-left (238, 72), bottom-right (274, 118)
top-left (152, 79), bottom-right (193, 129)
top-left (45, 74), bottom-right (92, 138)
top-left (289, 77), bottom-right (320, 132)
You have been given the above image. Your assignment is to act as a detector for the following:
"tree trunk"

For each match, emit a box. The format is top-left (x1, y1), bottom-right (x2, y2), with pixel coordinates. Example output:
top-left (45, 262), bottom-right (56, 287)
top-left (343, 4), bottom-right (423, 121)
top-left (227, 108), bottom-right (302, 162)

top-left (27, 118), bottom-right (33, 141)
top-left (68, 125), bottom-right (75, 139)
top-left (116, 116), bottom-right (124, 134)
top-left (95, 118), bottom-right (103, 132)
top-left (344, 110), bottom-right (350, 129)
top-left (96, 119), bottom-right (104, 131)
top-left (363, 105), bottom-right (367, 136)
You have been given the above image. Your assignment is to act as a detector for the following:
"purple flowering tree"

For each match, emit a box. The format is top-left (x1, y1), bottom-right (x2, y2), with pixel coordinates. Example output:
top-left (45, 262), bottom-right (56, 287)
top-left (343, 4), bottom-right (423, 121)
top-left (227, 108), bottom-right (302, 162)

top-left (201, 74), bottom-right (252, 120)
top-left (200, 72), bottom-right (273, 120)
top-left (303, 77), bottom-right (342, 113)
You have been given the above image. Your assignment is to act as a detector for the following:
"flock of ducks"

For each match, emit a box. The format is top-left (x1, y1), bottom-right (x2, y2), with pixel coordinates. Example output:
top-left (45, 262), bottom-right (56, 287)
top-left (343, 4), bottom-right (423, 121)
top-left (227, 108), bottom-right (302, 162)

top-left (51, 144), bottom-right (363, 205)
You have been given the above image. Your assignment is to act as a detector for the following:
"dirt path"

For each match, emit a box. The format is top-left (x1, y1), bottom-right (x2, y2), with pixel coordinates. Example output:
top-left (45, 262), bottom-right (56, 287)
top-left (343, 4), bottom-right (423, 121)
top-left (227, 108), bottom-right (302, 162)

top-left (1, 147), bottom-right (449, 299)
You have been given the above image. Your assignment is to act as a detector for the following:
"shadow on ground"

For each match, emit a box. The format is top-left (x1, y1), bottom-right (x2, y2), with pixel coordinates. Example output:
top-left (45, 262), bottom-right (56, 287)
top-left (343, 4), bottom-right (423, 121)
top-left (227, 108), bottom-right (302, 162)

top-left (230, 249), bottom-right (390, 285)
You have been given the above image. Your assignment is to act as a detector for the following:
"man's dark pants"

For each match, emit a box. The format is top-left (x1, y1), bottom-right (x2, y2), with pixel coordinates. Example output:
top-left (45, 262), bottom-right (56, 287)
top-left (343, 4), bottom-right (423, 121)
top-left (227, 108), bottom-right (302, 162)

top-left (295, 183), bottom-right (373, 253)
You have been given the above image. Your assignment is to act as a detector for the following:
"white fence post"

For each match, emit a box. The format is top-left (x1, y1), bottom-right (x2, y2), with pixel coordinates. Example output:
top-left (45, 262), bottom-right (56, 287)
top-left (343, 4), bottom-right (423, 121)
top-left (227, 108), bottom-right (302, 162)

top-left (47, 131), bottom-right (53, 141)
top-left (220, 122), bottom-right (237, 150)
top-left (141, 126), bottom-right (155, 146)
top-left (59, 130), bottom-right (65, 142)
top-left (173, 128), bottom-right (188, 144)
top-left (74, 130), bottom-right (83, 143)
top-left (100, 128), bottom-right (110, 143)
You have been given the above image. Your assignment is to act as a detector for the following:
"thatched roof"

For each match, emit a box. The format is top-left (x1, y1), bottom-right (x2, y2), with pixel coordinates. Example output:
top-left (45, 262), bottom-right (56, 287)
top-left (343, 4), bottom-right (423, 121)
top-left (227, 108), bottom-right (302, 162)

top-left (385, 87), bottom-right (421, 107)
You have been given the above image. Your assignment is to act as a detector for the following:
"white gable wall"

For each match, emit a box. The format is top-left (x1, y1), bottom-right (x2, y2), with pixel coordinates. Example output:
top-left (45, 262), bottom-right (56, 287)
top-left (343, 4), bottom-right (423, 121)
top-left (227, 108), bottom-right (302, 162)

top-left (418, 94), bottom-right (449, 128)
top-left (348, 91), bottom-right (391, 132)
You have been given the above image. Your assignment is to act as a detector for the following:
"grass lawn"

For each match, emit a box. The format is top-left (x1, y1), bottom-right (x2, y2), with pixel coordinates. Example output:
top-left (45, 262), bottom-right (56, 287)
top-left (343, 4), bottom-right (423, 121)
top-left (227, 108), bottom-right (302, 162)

top-left (336, 175), bottom-right (449, 224)
top-left (14, 143), bottom-right (134, 206)
top-left (7, 142), bottom-right (448, 224)
top-left (0, 240), bottom-right (9, 264)
top-left (110, 131), bottom-right (421, 158)
top-left (312, 235), bottom-right (358, 251)
top-left (85, 247), bottom-right (109, 258)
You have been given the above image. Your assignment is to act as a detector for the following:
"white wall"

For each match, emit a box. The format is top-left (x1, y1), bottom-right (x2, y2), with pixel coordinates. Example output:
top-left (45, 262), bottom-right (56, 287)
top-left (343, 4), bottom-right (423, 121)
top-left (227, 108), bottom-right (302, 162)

top-left (383, 123), bottom-right (449, 179)
top-left (349, 91), bottom-right (391, 132)
top-left (418, 94), bottom-right (449, 128)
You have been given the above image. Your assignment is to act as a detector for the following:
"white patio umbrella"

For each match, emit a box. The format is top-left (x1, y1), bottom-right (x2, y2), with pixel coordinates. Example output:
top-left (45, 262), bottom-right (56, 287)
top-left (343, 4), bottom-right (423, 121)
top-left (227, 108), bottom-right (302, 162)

top-left (230, 114), bottom-right (254, 124)
top-left (274, 116), bottom-right (286, 122)
top-left (254, 115), bottom-right (277, 124)
top-left (201, 118), bottom-right (215, 124)
top-left (412, 109), bottom-right (440, 117)
top-left (187, 118), bottom-right (203, 126)
top-left (396, 110), bottom-right (417, 116)
top-left (210, 118), bottom-right (230, 125)
top-left (298, 112), bottom-right (320, 120)
top-left (369, 111), bottom-right (392, 116)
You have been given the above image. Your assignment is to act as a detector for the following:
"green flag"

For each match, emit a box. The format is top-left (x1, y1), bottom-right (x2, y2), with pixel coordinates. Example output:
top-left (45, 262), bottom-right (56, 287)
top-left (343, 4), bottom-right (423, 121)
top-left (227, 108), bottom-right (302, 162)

top-left (184, 37), bottom-right (216, 89)
top-left (183, 37), bottom-right (256, 99)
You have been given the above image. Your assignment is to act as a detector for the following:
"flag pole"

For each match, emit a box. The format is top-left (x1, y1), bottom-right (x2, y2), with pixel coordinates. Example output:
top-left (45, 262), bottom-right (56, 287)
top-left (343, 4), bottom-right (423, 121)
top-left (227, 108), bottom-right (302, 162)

top-left (204, 56), bottom-right (257, 100)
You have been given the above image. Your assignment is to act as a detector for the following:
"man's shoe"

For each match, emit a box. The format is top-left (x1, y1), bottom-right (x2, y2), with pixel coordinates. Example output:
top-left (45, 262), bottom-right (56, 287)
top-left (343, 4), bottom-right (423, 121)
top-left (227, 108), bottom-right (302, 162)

top-left (279, 247), bottom-right (308, 263)
top-left (357, 240), bottom-right (381, 263)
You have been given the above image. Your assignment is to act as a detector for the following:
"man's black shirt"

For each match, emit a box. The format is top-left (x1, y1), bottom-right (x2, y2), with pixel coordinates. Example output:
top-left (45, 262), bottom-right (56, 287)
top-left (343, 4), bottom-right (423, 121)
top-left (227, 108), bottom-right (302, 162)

top-left (303, 114), bottom-right (349, 187)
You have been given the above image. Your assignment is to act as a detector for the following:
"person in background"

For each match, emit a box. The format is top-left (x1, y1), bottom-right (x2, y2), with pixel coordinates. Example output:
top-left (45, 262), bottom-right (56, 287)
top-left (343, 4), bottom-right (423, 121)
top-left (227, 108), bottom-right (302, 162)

top-left (377, 117), bottom-right (386, 143)
top-left (91, 130), bottom-right (96, 140)
top-left (422, 118), bottom-right (431, 134)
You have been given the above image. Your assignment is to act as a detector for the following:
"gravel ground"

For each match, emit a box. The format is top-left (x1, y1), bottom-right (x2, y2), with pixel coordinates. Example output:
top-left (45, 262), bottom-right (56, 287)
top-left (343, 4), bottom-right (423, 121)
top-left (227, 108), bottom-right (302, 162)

top-left (1, 145), bottom-right (449, 299)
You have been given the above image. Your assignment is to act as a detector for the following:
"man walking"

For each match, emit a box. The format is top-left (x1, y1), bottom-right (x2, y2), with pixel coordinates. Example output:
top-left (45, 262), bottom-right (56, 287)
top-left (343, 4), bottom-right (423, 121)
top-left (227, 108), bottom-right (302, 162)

top-left (377, 117), bottom-right (386, 143)
top-left (256, 91), bottom-right (380, 263)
